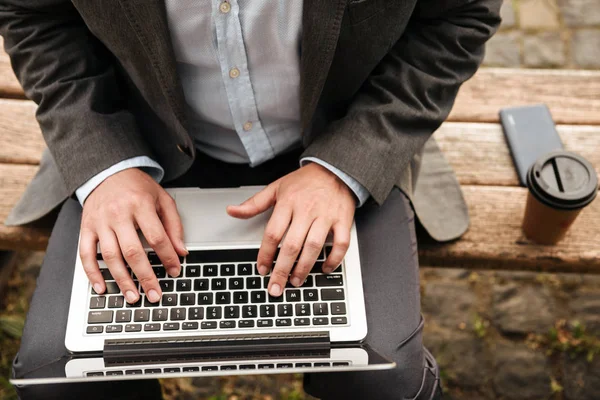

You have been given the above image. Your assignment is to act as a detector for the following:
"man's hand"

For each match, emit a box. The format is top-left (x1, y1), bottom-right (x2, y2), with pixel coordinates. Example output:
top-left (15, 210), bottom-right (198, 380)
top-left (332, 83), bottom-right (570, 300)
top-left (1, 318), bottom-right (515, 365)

top-left (227, 163), bottom-right (356, 297)
top-left (79, 168), bottom-right (188, 304)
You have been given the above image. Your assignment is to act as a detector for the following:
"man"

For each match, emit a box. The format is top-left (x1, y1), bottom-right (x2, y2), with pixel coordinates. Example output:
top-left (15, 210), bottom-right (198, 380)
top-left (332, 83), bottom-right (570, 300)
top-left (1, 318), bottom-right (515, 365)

top-left (0, 0), bottom-right (500, 399)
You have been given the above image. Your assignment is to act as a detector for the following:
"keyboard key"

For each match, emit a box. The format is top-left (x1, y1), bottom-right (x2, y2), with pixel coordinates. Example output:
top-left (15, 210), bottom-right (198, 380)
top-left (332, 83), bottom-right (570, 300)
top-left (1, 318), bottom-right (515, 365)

top-left (303, 289), bottom-right (319, 302)
top-left (295, 303), bottom-right (310, 317)
top-left (116, 310), bottom-right (132, 322)
top-left (194, 279), bottom-right (209, 291)
top-left (134, 309), bottom-right (150, 322)
top-left (100, 269), bottom-right (114, 281)
top-left (240, 364), bottom-right (256, 370)
top-left (183, 367), bottom-right (200, 372)
top-left (247, 277), bottom-right (262, 289)
top-left (108, 296), bottom-right (124, 308)
top-left (332, 317), bottom-right (348, 325)
top-left (212, 279), bottom-right (226, 291)
top-left (164, 367), bottom-right (180, 373)
top-left (144, 323), bottom-right (160, 331)
top-left (277, 363), bottom-right (294, 368)
top-left (159, 280), bottom-right (174, 292)
top-left (229, 278), bottom-right (244, 290)
top-left (250, 291), bottom-right (266, 303)
top-left (152, 308), bottom-right (168, 321)
top-left (238, 263), bottom-right (253, 275)
top-left (220, 320), bottom-right (236, 329)
top-left (176, 279), bottom-right (192, 291)
top-left (207, 306), bottom-right (222, 319)
top-left (202, 366), bottom-right (219, 371)
top-left (260, 305), bottom-right (275, 318)
top-left (145, 368), bottom-right (162, 374)
top-left (126, 297), bottom-right (142, 308)
top-left (257, 319), bottom-right (273, 327)
top-left (224, 305), bottom-right (240, 319)
top-left (144, 297), bottom-right (160, 307)
top-left (221, 264), bottom-right (235, 276)
top-left (258, 364), bottom-right (275, 369)
top-left (106, 324), bottom-right (123, 333)
top-left (189, 307), bottom-right (204, 320)
top-left (233, 291), bottom-right (248, 304)
top-left (88, 311), bottom-right (113, 324)
top-left (180, 293), bottom-right (195, 305)
top-left (201, 321), bottom-right (217, 329)
top-left (321, 289), bottom-right (345, 301)
top-left (333, 362), bottom-right (350, 366)
top-left (170, 308), bottom-right (186, 321)
top-left (187, 249), bottom-right (259, 264)
top-left (315, 362), bottom-right (331, 367)
top-left (311, 262), bottom-right (324, 274)
top-left (186, 265), bottom-right (201, 277)
top-left (221, 365), bottom-right (238, 371)
top-left (152, 266), bottom-right (166, 278)
top-left (86, 325), bottom-right (103, 334)
top-left (106, 370), bottom-right (124, 376)
top-left (294, 318), bottom-right (310, 326)
top-left (276, 318), bottom-right (292, 326)
top-left (86, 371), bottom-right (104, 376)
top-left (316, 275), bottom-right (344, 287)
top-left (313, 317), bottom-right (329, 325)
top-left (92, 281), bottom-right (119, 295)
top-left (125, 324), bottom-right (142, 332)
top-left (331, 302), bottom-right (347, 315)
top-left (295, 363), bottom-right (311, 368)
top-left (148, 252), bottom-right (161, 265)
top-left (216, 292), bottom-right (231, 304)
top-left (90, 296), bottom-right (106, 309)
top-left (268, 294), bottom-right (283, 303)
top-left (125, 369), bottom-right (143, 375)
top-left (286, 275), bottom-right (313, 288)
top-left (203, 265), bottom-right (218, 276)
top-left (162, 294), bottom-right (177, 306)
top-left (313, 303), bottom-right (328, 316)
top-left (277, 304), bottom-right (292, 317)
top-left (182, 322), bottom-right (198, 330)
top-left (238, 320), bottom-right (255, 328)
top-left (198, 293), bottom-right (213, 305)
top-left (242, 305), bottom-right (257, 318)
top-left (263, 277), bottom-right (270, 289)
top-left (286, 290), bottom-right (301, 302)
top-left (163, 322), bottom-right (180, 331)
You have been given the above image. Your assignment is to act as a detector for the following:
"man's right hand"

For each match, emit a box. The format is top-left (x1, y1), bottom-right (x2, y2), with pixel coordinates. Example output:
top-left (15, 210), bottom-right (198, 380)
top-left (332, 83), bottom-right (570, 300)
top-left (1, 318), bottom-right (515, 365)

top-left (79, 168), bottom-right (188, 304)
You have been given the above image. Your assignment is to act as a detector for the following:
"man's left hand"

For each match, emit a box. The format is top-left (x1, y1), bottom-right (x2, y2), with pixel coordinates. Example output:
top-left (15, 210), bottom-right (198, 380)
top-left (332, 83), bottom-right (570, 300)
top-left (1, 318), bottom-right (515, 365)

top-left (227, 163), bottom-right (356, 297)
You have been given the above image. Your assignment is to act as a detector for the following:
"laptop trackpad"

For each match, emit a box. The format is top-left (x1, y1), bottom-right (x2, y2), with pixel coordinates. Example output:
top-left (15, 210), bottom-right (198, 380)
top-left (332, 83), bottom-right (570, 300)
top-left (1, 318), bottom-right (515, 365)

top-left (176, 189), bottom-right (271, 245)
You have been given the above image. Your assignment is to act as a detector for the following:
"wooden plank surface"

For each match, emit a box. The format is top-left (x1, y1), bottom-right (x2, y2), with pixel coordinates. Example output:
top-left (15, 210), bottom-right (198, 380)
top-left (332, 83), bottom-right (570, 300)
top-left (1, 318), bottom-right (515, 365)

top-left (0, 37), bottom-right (25, 99)
top-left (0, 99), bottom-right (43, 165)
top-left (449, 68), bottom-right (600, 125)
top-left (419, 185), bottom-right (600, 274)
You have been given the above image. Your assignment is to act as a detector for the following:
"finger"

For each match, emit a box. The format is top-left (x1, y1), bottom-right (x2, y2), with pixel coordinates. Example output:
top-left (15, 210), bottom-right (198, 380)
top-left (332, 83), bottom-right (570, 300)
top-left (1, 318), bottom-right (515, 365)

top-left (157, 192), bottom-right (188, 257)
top-left (113, 222), bottom-right (162, 303)
top-left (79, 227), bottom-right (105, 295)
top-left (323, 221), bottom-right (351, 273)
top-left (290, 218), bottom-right (329, 287)
top-left (226, 183), bottom-right (277, 219)
top-left (269, 216), bottom-right (313, 297)
top-left (256, 204), bottom-right (292, 276)
top-left (98, 228), bottom-right (139, 304)
top-left (136, 203), bottom-right (181, 277)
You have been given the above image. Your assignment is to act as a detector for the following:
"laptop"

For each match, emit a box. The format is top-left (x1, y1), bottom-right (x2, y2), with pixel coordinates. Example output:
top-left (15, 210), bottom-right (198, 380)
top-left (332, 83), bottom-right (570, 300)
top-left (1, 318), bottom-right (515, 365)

top-left (11, 187), bottom-right (394, 386)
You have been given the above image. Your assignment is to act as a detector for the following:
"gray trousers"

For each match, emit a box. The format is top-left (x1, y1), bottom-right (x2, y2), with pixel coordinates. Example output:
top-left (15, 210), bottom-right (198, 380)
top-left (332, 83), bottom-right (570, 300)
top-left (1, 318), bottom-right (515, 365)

top-left (13, 152), bottom-right (439, 400)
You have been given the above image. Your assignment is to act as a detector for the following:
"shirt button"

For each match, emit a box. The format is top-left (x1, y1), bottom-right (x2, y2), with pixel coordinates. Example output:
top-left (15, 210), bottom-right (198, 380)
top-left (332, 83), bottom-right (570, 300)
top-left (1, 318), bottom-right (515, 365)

top-left (243, 122), bottom-right (253, 131)
top-left (219, 1), bottom-right (231, 13)
top-left (229, 67), bottom-right (240, 79)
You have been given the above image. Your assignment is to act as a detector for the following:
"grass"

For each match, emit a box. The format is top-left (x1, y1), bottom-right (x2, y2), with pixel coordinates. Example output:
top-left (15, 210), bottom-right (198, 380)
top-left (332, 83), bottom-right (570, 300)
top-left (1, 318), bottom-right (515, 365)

top-left (526, 319), bottom-right (600, 362)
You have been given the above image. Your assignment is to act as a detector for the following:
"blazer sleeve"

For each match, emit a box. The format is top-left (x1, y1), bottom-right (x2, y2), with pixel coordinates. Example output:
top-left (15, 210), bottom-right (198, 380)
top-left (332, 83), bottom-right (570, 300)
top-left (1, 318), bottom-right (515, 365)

top-left (0, 0), bottom-right (154, 194)
top-left (301, 0), bottom-right (502, 205)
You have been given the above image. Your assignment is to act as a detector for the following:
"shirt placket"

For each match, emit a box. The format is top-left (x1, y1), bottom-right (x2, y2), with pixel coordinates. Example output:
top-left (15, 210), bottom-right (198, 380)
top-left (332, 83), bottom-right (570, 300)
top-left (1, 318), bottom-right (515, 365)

top-left (213, 0), bottom-right (275, 166)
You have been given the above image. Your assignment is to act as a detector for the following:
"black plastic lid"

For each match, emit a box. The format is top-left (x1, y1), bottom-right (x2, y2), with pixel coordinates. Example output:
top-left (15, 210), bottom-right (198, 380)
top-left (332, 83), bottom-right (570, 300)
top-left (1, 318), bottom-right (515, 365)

top-left (527, 150), bottom-right (598, 210)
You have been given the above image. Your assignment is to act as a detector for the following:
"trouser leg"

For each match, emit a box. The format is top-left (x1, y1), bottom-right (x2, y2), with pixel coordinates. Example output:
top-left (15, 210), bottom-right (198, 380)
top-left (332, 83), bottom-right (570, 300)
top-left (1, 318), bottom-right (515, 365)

top-left (304, 189), bottom-right (440, 400)
top-left (12, 199), bottom-right (162, 400)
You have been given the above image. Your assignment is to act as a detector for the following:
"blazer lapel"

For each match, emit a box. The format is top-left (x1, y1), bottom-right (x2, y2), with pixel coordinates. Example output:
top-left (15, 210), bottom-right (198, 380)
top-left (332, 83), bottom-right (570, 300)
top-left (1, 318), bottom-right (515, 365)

top-left (300, 0), bottom-right (347, 134)
top-left (117, 0), bottom-right (187, 130)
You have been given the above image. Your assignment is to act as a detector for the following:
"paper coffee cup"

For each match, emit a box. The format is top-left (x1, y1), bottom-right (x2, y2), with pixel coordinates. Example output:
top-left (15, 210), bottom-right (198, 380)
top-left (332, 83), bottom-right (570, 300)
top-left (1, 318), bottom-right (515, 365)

top-left (523, 151), bottom-right (598, 245)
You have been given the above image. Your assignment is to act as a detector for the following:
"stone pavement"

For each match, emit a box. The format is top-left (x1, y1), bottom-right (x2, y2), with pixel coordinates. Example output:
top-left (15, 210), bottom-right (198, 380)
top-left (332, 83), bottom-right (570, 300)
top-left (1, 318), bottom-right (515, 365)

top-left (420, 267), bottom-right (600, 400)
top-left (484, 0), bottom-right (600, 68)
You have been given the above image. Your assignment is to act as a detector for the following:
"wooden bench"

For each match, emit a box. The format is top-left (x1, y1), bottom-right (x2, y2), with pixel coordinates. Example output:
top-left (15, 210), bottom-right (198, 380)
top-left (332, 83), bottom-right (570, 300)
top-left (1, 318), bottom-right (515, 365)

top-left (1, 38), bottom-right (599, 273)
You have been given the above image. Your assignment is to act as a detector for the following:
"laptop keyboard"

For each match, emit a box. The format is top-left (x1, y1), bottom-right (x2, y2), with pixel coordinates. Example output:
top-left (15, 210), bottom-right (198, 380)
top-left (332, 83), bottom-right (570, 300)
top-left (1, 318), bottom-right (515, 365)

top-left (86, 247), bottom-right (349, 335)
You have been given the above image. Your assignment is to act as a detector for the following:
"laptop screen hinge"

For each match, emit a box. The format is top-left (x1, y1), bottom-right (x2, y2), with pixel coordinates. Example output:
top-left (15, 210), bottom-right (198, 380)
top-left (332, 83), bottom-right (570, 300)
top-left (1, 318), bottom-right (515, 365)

top-left (103, 331), bottom-right (330, 363)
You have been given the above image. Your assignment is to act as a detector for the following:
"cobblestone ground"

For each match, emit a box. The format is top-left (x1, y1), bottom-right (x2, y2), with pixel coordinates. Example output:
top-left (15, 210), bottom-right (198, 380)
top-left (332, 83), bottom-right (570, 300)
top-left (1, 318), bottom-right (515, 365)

top-left (484, 0), bottom-right (600, 68)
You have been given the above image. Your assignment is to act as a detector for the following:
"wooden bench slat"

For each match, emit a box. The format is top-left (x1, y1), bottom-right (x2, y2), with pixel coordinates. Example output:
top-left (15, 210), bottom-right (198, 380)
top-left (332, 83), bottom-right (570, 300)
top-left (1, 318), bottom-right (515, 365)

top-left (435, 122), bottom-right (600, 187)
top-left (0, 37), bottom-right (25, 99)
top-left (449, 68), bottom-right (600, 125)
top-left (0, 99), bottom-right (43, 165)
top-left (419, 185), bottom-right (600, 274)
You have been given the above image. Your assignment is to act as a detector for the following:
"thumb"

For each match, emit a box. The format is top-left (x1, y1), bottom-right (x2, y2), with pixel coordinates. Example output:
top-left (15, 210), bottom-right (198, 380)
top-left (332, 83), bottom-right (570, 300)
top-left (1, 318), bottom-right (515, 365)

top-left (227, 184), bottom-right (277, 219)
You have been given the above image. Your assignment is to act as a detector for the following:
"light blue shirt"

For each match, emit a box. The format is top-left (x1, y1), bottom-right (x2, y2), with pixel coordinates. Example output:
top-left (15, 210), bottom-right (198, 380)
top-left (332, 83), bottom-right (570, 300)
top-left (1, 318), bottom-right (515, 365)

top-left (76, 0), bottom-right (369, 205)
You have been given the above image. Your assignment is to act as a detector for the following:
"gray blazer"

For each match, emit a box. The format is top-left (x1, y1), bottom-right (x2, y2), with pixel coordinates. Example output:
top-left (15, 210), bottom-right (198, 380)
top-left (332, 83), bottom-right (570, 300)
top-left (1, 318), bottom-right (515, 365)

top-left (0, 0), bottom-right (501, 242)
